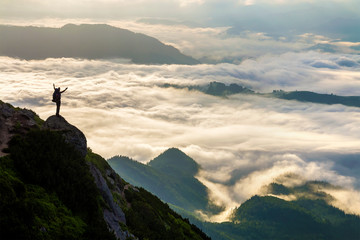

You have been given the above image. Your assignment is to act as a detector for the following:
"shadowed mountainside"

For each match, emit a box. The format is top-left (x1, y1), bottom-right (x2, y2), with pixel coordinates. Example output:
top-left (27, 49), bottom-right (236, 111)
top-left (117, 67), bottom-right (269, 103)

top-left (108, 147), bottom-right (360, 240)
top-left (194, 195), bottom-right (360, 240)
top-left (0, 24), bottom-right (199, 65)
top-left (0, 101), bottom-right (210, 240)
top-left (108, 148), bottom-right (214, 215)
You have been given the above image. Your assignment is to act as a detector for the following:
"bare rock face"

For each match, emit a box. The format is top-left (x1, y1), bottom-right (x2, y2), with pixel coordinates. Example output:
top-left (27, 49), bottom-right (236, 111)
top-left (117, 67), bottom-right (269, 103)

top-left (0, 101), bottom-right (40, 156)
top-left (88, 162), bottom-right (132, 240)
top-left (43, 115), bottom-right (87, 158)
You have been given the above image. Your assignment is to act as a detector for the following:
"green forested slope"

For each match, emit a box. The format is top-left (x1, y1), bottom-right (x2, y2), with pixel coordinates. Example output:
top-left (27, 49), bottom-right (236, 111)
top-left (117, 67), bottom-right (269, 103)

top-left (0, 130), bottom-right (114, 240)
top-left (0, 102), bottom-right (210, 240)
top-left (109, 148), bottom-right (210, 212)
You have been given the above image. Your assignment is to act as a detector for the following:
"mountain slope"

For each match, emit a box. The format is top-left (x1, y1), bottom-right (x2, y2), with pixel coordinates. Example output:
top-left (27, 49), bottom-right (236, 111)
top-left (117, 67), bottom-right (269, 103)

top-left (190, 195), bottom-right (360, 240)
top-left (87, 150), bottom-right (210, 240)
top-left (231, 195), bottom-right (360, 240)
top-left (2, 130), bottom-right (117, 240)
top-left (191, 180), bottom-right (360, 240)
top-left (108, 148), bottom-right (211, 213)
top-left (108, 147), bottom-right (360, 240)
top-left (148, 148), bottom-right (200, 177)
top-left (0, 101), bottom-right (210, 240)
top-left (0, 24), bottom-right (199, 65)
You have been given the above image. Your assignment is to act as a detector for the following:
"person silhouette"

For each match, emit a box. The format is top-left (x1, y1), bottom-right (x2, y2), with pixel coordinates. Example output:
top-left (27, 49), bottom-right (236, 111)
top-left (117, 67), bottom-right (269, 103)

top-left (53, 84), bottom-right (68, 116)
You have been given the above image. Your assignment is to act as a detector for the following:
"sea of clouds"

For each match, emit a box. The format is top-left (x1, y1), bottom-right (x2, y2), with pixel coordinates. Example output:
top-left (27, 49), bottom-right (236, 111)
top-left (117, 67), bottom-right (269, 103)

top-left (1, 51), bottom-right (360, 220)
top-left (1, 17), bottom-right (360, 221)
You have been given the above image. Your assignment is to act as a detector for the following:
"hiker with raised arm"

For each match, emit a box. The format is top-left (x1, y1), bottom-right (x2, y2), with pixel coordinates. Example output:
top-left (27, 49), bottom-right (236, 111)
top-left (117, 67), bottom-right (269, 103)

top-left (52, 84), bottom-right (68, 117)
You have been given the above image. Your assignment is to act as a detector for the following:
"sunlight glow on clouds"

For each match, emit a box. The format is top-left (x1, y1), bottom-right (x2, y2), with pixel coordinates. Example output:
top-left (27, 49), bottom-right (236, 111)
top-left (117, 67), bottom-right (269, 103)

top-left (1, 54), bottom-right (360, 220)
top-left (1, 0), bottom-right (360, 225)
top-left (3, 19), bottom-right (358, 64)
top-left (178, 0), bottom-right (205, 7)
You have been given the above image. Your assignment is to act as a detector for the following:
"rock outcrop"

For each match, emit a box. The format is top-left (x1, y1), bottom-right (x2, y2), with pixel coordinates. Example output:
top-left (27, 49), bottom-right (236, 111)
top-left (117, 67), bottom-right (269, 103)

top-left (43, 115), bottom-right (134, 239)
top-left (43, 115), bottom-right (87, 158)
top-left (89, 162), bottom-right (133, 240)
top-left (1, 101), bottom-right (210, 240)
top-left (0, 101), bottom-right (41, 156)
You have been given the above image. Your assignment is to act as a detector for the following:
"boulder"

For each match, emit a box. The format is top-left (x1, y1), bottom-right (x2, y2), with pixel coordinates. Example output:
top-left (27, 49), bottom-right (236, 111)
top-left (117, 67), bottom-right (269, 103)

top-left (43, 115), bottom-right (87, 158)
top-left (0, 101), bottom-right (40, 156)
top-left (88, 162), bottom-right (130, 240)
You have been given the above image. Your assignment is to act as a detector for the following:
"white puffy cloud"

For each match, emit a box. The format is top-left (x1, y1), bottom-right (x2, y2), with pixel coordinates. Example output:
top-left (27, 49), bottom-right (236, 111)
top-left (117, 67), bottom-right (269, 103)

top-left (2, 0), bottom-right (360, 223)
top-left (1, 53), bottom-right (360, 220)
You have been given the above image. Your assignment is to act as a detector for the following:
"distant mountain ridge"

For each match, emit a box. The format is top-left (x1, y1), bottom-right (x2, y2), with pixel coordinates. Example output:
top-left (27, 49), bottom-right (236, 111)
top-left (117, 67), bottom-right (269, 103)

top-left (162, 81), bottom-right (360, 108)
top-left (270, 90), bottom-right (360, 108)
top-left (209, 195), bottom-right (360, 240)
top-left (0, 24), bottom-right (199, 65)
top-left (108, 148), bottom-right (360, 240)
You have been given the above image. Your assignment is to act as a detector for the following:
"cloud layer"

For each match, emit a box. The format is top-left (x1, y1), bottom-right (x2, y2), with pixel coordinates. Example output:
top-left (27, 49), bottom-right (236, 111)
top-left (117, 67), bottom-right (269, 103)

top-left (1, 52), bottom-right (360, 220)
top-left (2, 19), bottom-right (359, 65)
top-left (2, 0), bottom-right (360, 224)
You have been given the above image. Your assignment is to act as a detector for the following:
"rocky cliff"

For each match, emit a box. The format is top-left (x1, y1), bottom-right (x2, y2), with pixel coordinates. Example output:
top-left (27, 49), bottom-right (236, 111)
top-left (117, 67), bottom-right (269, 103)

top-left (88, 162), bottom-right (130, 239)
top-left (43, 115), bottom-right (87, 158)
top-left (0, 101), bottom-right (42, 157)
top-left (0, 101), bottom-right (210, 240)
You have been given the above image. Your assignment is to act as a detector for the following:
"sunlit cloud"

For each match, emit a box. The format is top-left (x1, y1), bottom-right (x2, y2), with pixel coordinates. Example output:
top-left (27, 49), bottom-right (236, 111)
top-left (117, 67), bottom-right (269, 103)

top-left (1, 53), bottom-right (360, 221)
top-left (1, 0), bottom-right (360, 226)
top-left (3, 19), bottom-right (359, 64)
top-left (178, 0), bottom-right (205, 7)
top-left (196, 152), bottom-right (359, 221)
top-left (325, 188), bottom-right (360, 215)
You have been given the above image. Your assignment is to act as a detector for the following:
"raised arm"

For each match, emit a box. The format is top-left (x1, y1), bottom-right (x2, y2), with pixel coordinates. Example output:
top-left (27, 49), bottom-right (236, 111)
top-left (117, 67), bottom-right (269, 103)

top-left (53, 83), bottom-right (56, 90)
top-left (60, 87), bottom-right (68, 93)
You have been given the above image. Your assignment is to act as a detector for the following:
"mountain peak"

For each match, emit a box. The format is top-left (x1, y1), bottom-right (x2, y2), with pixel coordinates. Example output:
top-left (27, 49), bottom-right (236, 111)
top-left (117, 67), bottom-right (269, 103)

top-left (159, 147), bottom-right (191, 159)
top-left (148, 148), bottom-right (199, 177)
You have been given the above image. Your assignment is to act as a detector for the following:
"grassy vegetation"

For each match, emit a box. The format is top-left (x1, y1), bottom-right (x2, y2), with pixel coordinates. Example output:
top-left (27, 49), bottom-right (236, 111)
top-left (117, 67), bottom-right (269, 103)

top-left (90, 149), bottom-right (211, 240)
top-left (0, 130), bottom-right (115, 240)
top-left (111, 151), bottom-right (360, 240)
top-left (0, 156), bottom-right (87, 240)
top-left (108, 149), bottom-right (213, 213)
top-left (193, 195), bottom-right (360, 240)
top-left (123, 186), bottom-right (211, 240)
top-left (0, 127), bottom-right (211, 239)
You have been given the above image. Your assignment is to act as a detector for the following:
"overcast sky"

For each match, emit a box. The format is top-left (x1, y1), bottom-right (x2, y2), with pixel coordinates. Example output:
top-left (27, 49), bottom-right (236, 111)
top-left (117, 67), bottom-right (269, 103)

top-left (2, 0), bottom-right (360, 63)
top-left (2, 0), bottom-right (360, 28)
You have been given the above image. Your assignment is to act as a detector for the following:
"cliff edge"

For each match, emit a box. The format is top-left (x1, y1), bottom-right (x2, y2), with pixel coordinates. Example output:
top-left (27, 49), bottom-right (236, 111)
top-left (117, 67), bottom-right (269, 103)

top-left (0, 101), bottom-right (210, 240)
top-left (43, 115), bottom-right (87, 158)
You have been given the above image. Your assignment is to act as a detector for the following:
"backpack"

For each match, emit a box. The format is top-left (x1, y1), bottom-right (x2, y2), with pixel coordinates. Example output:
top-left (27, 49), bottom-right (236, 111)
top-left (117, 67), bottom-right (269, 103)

top-left (52, 88), bottom-right (60, 102)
